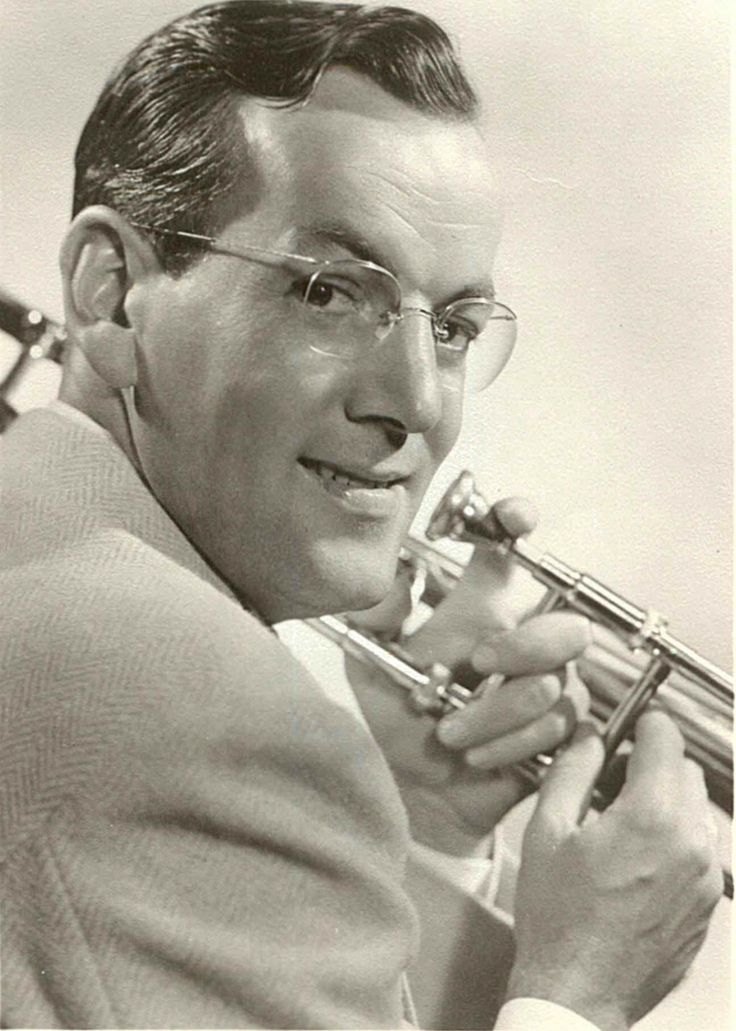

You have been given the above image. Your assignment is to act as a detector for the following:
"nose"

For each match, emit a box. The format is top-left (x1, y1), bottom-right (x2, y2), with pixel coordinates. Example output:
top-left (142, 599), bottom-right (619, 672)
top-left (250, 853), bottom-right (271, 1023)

top-left (346, 312), bottom-right (444, 437)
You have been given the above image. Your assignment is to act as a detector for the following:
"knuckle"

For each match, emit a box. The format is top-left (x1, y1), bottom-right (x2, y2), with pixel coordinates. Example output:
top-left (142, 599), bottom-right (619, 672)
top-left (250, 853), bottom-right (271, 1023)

top-left (500, 679), bottom-right (545, 722)
top-left (684, 757), bottom-right (703, 776)
top-left (527, 806), bottom-right (564, 847)
top-left (560, 672), bottom-right (590, 720)
top-left (686, 841), bottom-right (716, 879)
top-left (667, 817), bottom-right (720, 877)
top-left (684, 758), bottom-right (708, 795)
top-left (529, 674), bottom-right (562, 710)
top-left (545, 707), bottom-right (574, 744)
top-left (500, 689), bottom-right (533, 728)
top-left (708, 868), bottom-right (726, 907)
top-left (637, 708), bottom-right (685, 749)
top-left (490, 615), bottom-right (517, 634)
top-left (569, 615), bottom-right (594, 652)
top-left (572, 683), bottom-right (591, 717)
top-left (622, 801), bottom-right (675, 837)
top-left (695, 864), bottom-right (723, 912)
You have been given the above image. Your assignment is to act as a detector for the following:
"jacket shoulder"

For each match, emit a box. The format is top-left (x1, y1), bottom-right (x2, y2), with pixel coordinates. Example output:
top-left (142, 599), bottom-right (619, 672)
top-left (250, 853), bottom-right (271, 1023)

top-left (0, 527), bottom-right (405, 857)
top-left (0, 528), bottom-right (416, 1029)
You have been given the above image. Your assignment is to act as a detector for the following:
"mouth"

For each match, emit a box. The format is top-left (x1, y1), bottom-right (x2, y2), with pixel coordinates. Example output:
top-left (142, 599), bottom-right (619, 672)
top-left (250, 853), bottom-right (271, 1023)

top-left (299, 457), bottom-right (403, 492)
top-left (297, 457), bottom-right (407, 518)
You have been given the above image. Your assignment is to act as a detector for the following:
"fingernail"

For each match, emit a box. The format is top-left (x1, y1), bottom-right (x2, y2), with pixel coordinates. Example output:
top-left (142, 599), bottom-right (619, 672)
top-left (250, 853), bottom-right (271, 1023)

top-left (472, 642), bottom-right (499, 671)
top-left (437, 715), bottom-right (467, 745)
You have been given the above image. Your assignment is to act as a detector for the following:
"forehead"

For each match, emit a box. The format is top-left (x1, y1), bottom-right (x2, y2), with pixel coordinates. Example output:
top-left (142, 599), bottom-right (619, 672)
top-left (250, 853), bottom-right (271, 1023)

top-left (234, 69), bottom-right (502, 295)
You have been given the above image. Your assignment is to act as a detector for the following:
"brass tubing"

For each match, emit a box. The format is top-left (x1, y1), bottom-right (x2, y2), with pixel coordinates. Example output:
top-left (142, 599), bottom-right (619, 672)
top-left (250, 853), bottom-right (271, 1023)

top-left (308, 609), bottom-right (732, 898)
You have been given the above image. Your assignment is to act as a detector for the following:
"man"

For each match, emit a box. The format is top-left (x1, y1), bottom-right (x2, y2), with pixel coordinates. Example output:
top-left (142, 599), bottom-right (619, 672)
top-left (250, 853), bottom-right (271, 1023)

top-left (0, 3), bottom-right (721, 1028)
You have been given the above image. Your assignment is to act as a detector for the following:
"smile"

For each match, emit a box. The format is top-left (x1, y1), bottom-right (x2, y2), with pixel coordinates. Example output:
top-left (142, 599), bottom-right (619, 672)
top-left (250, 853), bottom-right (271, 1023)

top-left (297, 458), bottom-right (405, 518)
top-left (299, 458), bottom-right (401, 492)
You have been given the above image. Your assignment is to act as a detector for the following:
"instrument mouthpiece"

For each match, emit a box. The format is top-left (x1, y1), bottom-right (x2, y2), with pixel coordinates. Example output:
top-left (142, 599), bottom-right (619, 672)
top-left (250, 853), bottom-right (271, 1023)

top-left (427, 470), bottom-right (508, 544)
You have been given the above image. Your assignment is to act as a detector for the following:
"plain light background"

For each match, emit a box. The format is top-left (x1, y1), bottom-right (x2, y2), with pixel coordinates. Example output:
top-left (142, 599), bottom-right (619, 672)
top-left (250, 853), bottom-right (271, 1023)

top-left (1, 0), bottom-right (730, 669)
top-left (0, 3), bottom-right (731, 1028)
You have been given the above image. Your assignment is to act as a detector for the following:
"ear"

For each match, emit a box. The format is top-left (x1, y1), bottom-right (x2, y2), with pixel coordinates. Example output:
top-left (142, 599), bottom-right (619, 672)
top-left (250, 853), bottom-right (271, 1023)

top-left (60, 206), bottom-right (159, 389)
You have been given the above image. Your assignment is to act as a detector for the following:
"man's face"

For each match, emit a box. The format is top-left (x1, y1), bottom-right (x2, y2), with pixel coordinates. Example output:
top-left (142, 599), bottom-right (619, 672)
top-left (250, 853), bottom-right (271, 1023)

top-left (126, 70), bottom-right (503, 621)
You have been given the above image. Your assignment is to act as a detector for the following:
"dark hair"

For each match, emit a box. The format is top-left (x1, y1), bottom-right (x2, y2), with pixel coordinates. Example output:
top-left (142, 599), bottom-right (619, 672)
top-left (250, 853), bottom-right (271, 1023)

top-left (73, 0), bottom-right (478, 273)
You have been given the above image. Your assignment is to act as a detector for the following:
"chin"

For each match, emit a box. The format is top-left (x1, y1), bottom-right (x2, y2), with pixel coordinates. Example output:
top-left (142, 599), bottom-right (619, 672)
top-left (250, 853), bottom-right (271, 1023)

top-left (318, 568), bottom-right (397, 618)
top-left (329, 578), bottom-right (394, 616)
top-left (287, 546), bottom-right (401, 621)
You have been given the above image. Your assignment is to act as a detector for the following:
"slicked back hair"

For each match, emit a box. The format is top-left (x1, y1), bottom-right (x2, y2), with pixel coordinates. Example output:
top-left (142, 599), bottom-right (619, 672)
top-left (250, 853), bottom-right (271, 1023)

top-left (73, 0), bottom-right (478, 273)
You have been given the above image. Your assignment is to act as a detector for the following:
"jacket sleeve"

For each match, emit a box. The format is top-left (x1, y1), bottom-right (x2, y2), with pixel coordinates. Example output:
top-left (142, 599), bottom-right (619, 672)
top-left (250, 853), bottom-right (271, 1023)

top-left (1, 555), bottom-right (417, 1029)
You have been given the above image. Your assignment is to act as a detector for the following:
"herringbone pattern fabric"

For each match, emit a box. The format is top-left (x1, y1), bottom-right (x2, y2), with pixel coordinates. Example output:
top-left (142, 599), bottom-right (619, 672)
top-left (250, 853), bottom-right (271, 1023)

top-left (0, 408), bottom-right (418, 1029)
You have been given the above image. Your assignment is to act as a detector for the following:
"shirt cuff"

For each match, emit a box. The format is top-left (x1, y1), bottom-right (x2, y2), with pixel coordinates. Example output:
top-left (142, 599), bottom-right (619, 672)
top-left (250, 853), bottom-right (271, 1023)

top-left (410, 833), bottom-right (497, 899)
top-left (409, 825), bottom-right (521, 908)
top-left (495, 998), bottom-right (601, 1030)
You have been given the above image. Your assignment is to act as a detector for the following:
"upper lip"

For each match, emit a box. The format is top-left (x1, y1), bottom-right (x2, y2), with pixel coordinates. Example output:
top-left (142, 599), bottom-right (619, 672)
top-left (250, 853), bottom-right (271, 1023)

top-left (299, 456), bottom-right (410, 486)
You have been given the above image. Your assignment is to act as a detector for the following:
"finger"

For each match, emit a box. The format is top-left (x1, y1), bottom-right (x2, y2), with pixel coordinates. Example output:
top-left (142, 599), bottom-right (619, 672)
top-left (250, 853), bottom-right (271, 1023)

top-left (447, 495), bottom-right (539, 597)
top-left (438, 661), bottom-right (589, 751)
top-left (683, 758), bottom-right (709, 806)
top-left (682, 761), bottom-right (716, 843)
top-left (533, 721), bottom-right (605, 827)
top-left (437, 672), bottom-right (563, 748)
top-left (614, 709), bottom-right (686, 806)
top-left (406, 552), bottom-right (519, 669)
top-left (472, 612), bottom-right (592, 676)
top-left (464, 692), bottom-right (583, 769)
top-left (491, 496), bottom-right (538, 539)
top-left (563, 659), bottom-right (591, 714)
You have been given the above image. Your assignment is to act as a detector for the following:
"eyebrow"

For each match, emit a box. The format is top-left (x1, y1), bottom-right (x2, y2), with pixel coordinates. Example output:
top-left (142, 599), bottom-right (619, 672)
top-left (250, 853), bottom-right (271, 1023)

top-left (292, 222), bottom-right (496, 305)
top-left (293, 224), bottom-right (399, 276)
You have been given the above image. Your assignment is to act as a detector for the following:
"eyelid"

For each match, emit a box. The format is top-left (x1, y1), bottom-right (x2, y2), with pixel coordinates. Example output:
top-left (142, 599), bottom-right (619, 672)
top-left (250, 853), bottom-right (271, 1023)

top-left (439, 287), bottom-right (496, 309)
top-left (436, 297), bottom-right (494, 324)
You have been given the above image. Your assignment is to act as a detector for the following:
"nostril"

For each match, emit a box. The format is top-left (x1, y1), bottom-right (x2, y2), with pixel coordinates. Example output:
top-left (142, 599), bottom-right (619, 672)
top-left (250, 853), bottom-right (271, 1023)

top-left (383, 419), bottom-right (408, 449)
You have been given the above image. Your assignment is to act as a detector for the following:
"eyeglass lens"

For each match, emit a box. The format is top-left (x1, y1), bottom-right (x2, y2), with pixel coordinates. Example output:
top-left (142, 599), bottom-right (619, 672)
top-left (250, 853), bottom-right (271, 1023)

top-left (300, 260), bottom-right (516, 391)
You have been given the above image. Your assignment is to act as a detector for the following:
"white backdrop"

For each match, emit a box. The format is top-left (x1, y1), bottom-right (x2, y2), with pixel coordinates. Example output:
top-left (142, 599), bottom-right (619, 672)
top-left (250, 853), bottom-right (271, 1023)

top-left (0, 3), bottom-right (731, 1028)
top-left (1, 0), bottom-right (731, 670)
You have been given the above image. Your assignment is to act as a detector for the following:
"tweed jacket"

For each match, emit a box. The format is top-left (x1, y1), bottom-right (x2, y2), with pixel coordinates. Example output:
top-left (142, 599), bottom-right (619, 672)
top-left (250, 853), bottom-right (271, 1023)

top-left (0, 407), bottom-right (421, 1029)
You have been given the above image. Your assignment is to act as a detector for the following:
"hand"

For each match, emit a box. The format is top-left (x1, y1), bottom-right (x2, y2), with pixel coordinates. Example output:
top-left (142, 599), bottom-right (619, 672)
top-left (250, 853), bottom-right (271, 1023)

top-left (507, 711), bottom-right (723, 1031)
top-left (346, 496), bottom-right (591, 855)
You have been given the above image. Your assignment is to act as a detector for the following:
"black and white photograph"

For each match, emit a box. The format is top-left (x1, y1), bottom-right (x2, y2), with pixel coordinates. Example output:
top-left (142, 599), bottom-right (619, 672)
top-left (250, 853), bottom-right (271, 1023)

top-left (0, 1), bottom-right (731, 1028)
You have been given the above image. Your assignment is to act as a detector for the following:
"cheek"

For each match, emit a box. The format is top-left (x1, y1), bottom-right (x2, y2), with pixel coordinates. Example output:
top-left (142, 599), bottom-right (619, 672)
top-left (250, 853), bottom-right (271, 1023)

top-left (142, 292), bottom-right (280, 432)
top-left (205, 350), bottom-right (350, 483)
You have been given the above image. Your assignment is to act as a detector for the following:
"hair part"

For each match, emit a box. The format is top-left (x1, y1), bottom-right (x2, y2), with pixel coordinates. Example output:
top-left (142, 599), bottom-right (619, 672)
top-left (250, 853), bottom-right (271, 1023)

top-left (73, 0), bottom-right (478, 273)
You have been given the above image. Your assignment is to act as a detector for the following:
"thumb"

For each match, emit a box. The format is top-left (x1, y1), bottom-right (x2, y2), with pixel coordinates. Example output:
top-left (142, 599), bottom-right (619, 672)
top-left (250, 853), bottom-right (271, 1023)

top-left (461, 494), bottom-right (539, 584)
top-left (491, 495), bottom-right (539, 540)
top-left (408, 496), bottom-right (539, 667)
top-left (532, 722), bottom-right (605, 830)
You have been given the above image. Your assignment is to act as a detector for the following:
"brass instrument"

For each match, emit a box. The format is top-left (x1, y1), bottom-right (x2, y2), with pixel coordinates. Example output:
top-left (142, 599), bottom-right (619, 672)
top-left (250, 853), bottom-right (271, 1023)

top-left (309, 472), bottom-right (733, 895)
top-left (1, 290), bottom-right (732, 892)
top-left (0, 288), bottom-right (66, 431)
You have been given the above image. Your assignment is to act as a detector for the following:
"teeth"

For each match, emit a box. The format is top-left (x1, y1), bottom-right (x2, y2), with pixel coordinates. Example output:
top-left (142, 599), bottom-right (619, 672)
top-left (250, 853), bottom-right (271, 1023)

top-left (306, 460), bottom-right (387, 491)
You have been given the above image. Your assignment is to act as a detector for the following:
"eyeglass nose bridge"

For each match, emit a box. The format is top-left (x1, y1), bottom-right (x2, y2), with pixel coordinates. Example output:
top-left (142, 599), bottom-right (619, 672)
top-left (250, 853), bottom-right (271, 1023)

top-left (375, 306), bottom-right (441, 342)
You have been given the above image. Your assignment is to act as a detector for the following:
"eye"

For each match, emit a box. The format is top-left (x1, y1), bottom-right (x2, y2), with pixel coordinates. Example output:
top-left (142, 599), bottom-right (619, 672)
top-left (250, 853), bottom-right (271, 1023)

top-left (435, 315), bottom-right (479, 356)
top-left (299, 274), bottom-right (366, 315)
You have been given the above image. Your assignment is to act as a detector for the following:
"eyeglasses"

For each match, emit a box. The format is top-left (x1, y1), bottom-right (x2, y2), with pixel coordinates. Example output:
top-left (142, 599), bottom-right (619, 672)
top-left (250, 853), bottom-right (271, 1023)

top-left (131, 223), bottom-right (517, 392)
